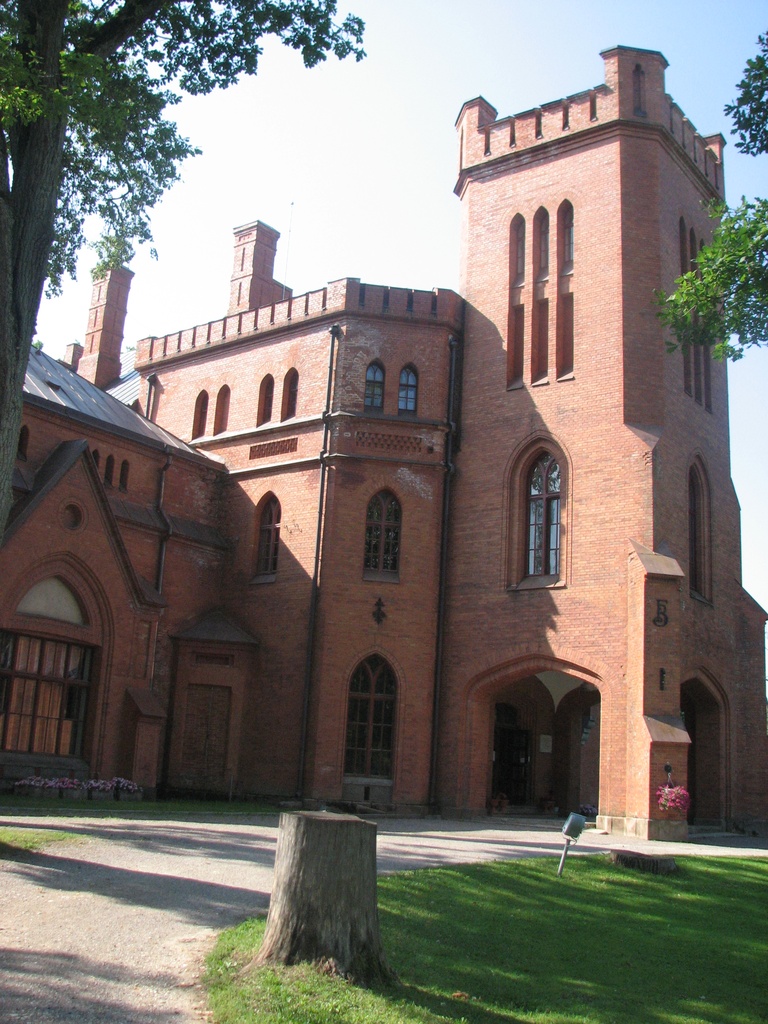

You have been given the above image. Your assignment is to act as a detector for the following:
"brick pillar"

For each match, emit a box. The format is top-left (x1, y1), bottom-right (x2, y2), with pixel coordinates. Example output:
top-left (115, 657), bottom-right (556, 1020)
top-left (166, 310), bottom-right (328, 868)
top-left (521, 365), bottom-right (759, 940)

top-left (623, 541), bottom-right (690, 840)
top-left (78, 267), bottom-right (134, 389)
top-left (228, 220), bottom-right (292, 314)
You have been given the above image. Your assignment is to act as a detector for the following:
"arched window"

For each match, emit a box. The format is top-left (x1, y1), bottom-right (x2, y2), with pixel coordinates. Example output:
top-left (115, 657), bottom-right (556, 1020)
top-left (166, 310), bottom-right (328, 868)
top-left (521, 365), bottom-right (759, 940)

top-left (679, 218), bottom-right (692, 395)
top-left (364, 491), bottom-right (401, 576)
top-left (398, 366), bottom-right (418, 415)
top-left (508, 215), bottom-right (526, 387)
top-left (535, 207), bottom-right (550, 278)
top-left (213, 385), bottom-right (231, 434)
top-left (688, 464), bottom-right (710, 599)
top-left (17, 425), bottom-right (29, 460)
top-left (527, 452), bottom-right (561, 577)
top-left (560, 201), bottom-right (574, 270)
top-left (258, 375), bottom-right (274, 426)
top-left (92, 449), bottom-right (100, 469)
top-left (256, 496), bottom-right (281, 576)
top-left (282, 368), bottom-right (299, 420)
top-left (344, 654), bottom-right (397, 778)
top-left (119, 460), bottom-right (129, 491)
top-left (557, 201), bottom-right (575, 378)
top-left (511, 214), bottom-right (526, 284)
top-left (192, 391), bottom-right (208, 439)
top-left (104, 455), bottom-right (114, 487)
top-left (364, 362), bottom-right (385, 410)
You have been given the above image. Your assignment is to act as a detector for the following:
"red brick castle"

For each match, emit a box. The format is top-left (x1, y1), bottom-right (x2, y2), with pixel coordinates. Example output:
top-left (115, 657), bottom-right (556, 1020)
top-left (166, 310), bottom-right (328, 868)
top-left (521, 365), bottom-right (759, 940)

top-left (3, 47), bottom-right (766, 838)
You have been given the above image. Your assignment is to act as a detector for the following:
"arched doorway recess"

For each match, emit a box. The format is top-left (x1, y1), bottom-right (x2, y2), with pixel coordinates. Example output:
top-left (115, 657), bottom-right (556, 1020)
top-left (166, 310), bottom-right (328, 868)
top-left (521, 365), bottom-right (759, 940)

top-left (489, 671), bottom-right (600, 815)
top-left (680, 677), bottom-right (727, 825)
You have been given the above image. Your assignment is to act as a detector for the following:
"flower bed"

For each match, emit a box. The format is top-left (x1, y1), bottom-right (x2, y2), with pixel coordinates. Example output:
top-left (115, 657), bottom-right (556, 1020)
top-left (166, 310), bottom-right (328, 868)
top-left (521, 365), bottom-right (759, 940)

top-left (14, 776), bottom-right (143, 801)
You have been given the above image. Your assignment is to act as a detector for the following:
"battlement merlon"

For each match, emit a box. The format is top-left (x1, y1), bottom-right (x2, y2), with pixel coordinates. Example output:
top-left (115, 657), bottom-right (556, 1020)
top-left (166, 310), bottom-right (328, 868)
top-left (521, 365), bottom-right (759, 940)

top-left (134, 279), bottom-right (464, 370)
top-left (455, 45), bottom-right (725, 199)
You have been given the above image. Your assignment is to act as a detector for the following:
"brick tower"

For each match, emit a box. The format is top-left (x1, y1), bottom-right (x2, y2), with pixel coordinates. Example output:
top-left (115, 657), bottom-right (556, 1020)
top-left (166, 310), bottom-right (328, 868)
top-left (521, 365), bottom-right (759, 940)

top-left (443, 46), bottom-right (767, 836)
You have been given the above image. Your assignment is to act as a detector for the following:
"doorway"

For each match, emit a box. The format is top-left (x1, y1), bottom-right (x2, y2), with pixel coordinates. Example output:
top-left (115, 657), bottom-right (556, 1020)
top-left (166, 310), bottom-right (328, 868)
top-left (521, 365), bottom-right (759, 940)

top-left (492, 703), bottom-right (531, 805)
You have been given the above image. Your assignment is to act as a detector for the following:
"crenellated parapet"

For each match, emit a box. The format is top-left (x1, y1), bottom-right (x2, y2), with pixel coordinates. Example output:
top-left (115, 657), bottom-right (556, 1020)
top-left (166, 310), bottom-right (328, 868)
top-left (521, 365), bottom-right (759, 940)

top-left (455, 45), bottom-right (725, 198)
top-left (135, 279), bottom-right (464, 369)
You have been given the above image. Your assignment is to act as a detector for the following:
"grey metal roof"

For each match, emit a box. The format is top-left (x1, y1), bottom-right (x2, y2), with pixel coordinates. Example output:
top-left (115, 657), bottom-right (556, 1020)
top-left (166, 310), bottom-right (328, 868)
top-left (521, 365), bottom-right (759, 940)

top-left (24, 347), bottom-right (214, 463)
top-left (106, 355), bottom-right (142, 407)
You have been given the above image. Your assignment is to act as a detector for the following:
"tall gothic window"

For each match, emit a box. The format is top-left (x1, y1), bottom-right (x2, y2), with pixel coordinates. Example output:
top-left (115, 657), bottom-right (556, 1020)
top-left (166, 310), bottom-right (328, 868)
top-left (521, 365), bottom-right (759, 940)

top-left (511, 214), bottom-right (526, 284)
top-left (527, 453), bottom-right (561, 576)
top-left (344, 654), bottom-right (396, 778)
top-left (258, 375), bottom-right (274, 425)
top-left (282, 368), bottom-right (299, 420)
top-left (688, 464), bottom-right (710, 599)
top-left (256, 497), bottom-right (281, 576)
top-left (365, 362), bottom-right (384, 410)
top-left (536, 208), bottom-right (550, 278)
top-left (192, 390), bottom-right (208, 439)
top-left (398, 366), bottom-right (418, 414)
top-left (214, 385), bottom-right (231, 434)
top-left (364, 491), bottom-right (401, 576)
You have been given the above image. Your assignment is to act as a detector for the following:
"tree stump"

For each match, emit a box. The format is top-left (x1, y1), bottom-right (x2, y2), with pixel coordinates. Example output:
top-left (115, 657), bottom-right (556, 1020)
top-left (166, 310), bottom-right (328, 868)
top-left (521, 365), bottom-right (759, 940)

top-left (609, 850), bottom-right (678, 875)
top-left (255, 811), bottom-right (397, 987)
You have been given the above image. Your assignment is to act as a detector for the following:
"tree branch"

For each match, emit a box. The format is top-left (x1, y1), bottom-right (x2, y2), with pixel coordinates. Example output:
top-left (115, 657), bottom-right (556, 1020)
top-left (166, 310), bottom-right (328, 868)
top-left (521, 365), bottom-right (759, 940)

top-left (78, 0), bottom-right (169, 59)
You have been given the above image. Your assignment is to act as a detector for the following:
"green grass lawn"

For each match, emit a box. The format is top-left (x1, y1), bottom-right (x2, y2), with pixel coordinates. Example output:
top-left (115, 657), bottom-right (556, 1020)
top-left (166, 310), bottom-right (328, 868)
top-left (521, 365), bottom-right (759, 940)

top-left (0, 826), bottom-right (81, 857)
top-left (205, 856), bottom-right (768, 1024)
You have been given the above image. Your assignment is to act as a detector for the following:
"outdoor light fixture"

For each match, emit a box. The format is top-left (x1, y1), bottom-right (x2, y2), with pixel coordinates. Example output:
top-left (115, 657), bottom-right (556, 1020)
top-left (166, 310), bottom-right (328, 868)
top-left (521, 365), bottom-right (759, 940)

top-left (659, 668), bottom-right (666, 690)
top-left (557, 812), bottom-right (587, 876)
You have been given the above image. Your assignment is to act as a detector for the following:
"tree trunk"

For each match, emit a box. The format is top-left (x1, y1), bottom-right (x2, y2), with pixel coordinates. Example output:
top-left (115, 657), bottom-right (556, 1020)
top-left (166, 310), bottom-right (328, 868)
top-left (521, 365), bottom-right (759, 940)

top-left (0, 0), bottom-right (69, 534)
top-left (255, 811), bottom-right (397, 987)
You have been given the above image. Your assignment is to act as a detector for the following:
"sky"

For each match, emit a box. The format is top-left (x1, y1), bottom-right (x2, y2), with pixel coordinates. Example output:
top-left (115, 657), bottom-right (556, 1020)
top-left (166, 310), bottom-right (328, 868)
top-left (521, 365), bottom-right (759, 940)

top-left (35, 0), bottom-right (768, 653)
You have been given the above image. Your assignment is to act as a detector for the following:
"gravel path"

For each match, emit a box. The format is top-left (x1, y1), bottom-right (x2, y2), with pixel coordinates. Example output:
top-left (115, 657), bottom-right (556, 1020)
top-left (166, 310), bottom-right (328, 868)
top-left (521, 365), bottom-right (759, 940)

top-left (1, 812), bottom-right (766, 1023)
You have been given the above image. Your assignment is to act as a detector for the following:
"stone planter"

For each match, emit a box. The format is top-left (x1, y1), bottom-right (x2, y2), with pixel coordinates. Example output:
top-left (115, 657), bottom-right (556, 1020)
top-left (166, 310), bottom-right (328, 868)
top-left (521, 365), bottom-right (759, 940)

top-left (59, 787), bottom-right (86, 800)
top-left (14, 785), bottom-right (46, 798)
top-left (115, 789), bottom-right (143, 802)
top-left (88, 789), bottom-right (115, 801)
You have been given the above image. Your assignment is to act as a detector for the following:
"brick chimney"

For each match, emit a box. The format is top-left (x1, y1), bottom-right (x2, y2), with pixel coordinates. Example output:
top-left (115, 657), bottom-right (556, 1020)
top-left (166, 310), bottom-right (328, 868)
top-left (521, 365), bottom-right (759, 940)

top-left (78, 267), bottom-right (134, 389)
top-left (228, 220), bottom-right (292, 315)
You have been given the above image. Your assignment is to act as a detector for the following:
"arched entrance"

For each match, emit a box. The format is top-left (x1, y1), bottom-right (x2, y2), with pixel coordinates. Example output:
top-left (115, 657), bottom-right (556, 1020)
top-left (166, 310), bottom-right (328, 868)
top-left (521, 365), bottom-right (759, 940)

top-left (680, 677), bottom-right (726, 825)
top-left (488, 671), bottom-right (600, 815)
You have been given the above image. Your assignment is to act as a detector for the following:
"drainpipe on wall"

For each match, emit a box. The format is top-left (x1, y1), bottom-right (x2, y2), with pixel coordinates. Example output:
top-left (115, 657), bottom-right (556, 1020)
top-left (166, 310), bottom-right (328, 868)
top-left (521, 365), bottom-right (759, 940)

top-left (297, 323), bottom-right (341, 800)
top-left (145, 373), bottom-right (158, 422)
top-left (428, 333), bottom-right (461, 811)
top-left (151, 447), bottom-right (175, 794)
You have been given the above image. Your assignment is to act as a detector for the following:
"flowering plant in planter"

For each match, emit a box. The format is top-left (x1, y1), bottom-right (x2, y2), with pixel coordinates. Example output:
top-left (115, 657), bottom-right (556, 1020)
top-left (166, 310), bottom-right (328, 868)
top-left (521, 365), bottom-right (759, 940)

top-left (49, 777), bottom-right (83, 790)
top-left (656, 784), bottom-right (690, 812)
top-left (112, 777), bottom-right (140, 794)
top-left (83, 778), bottom-right (114, 792)
top-left (15, 776), bottom-right (48, 789)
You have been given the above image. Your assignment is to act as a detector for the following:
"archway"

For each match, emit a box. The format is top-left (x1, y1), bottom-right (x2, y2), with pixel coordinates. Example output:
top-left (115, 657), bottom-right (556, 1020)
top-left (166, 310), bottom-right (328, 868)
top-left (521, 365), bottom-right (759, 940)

top-left (681, 677), bottom-right (726, 825)
top-left (488, 671), bottom-right (600, 816)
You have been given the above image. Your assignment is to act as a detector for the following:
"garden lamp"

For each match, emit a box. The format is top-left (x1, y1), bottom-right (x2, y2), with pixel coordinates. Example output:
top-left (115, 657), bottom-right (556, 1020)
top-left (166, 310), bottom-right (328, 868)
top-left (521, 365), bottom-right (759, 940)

top-left (557, 812), bottom-right (587, 876)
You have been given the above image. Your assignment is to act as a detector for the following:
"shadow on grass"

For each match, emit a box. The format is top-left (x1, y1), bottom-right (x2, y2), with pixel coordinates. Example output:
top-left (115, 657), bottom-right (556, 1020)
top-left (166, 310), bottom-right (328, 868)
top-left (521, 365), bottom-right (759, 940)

top-left (377, 858), bottom-right (768, 1024)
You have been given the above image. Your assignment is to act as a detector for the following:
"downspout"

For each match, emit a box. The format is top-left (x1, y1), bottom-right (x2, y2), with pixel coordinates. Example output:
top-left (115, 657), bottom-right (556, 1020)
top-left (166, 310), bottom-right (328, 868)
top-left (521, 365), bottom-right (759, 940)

top-left (151, 447), bottom-right (175, 795)
top-left (297, 323), bottom-right (341, 799)
top-left (428, 334), bottom-right (460, 810)
top-left (153, 447), bottom-right (173, 596)
top-left (145, 373), bottom-right (157, 422)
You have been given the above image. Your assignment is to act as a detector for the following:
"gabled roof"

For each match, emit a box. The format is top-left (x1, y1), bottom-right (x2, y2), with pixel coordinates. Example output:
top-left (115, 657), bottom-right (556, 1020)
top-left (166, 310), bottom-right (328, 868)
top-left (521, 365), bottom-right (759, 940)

top-left (2, 439), bottom-right (164, 609)
top-left (174, 609), bottom-right (260, 646)
top-left (24, 347), bottom-right (214, 464)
